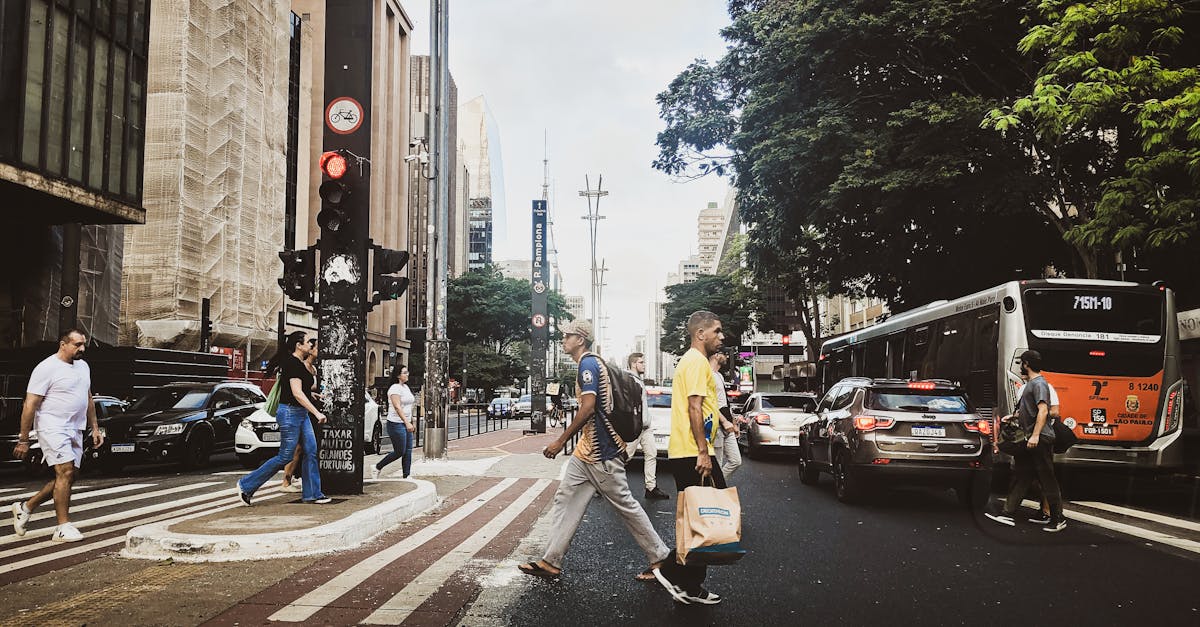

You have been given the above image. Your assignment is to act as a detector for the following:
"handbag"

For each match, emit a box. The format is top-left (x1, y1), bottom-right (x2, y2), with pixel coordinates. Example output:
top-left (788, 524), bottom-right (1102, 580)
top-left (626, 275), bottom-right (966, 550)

top-left (997, 417), bottom-right (1028, 456)
top-left (1051, 419), bottom-right (1078, 454)
top-left (676, 476), bottom-right (747, 566)
top-left (264, 378), bottom-right (282, 417)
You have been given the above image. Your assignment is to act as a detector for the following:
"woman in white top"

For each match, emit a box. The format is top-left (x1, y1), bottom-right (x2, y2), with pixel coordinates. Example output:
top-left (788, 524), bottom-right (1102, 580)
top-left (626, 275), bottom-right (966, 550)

top-left (372, 366), bottom-right (416, 479)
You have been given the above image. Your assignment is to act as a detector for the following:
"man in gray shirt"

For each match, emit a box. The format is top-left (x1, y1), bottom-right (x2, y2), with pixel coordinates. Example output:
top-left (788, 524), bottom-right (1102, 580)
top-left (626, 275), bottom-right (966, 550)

top-left (986, 350), bottom-right (1066, 532)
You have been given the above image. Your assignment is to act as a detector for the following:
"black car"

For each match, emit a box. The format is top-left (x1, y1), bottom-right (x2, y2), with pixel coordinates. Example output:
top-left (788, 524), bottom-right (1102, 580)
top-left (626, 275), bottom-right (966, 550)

top-left (100, 382), bottom-right (265, 470)
top-left (82, 395), bottom-right (129, 471)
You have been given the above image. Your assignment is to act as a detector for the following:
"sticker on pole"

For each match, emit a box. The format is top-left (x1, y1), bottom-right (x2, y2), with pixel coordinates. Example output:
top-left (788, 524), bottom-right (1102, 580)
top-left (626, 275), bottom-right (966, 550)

top-left (532, 314), bottom-right (547, 328)
top-left (326, 97), bottom-right (364, 135)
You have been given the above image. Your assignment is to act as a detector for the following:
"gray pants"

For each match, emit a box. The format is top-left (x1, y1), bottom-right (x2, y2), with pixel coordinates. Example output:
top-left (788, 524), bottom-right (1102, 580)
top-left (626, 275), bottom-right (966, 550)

top-left (715, 429), bottom-right (742, 478)
top-left (623, 427), bottom-right (658, 490)
top-left (542, 456), bottom-right (670, 570)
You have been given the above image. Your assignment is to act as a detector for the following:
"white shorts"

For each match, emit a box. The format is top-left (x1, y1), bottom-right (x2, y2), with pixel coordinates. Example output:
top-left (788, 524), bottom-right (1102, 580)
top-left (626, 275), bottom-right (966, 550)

top-left (39, 430), bottom-right (84, 468)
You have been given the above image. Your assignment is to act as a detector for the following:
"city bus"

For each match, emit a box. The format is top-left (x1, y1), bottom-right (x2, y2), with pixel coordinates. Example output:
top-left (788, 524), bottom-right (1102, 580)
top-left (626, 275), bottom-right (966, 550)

top-left (818, 279), bottom-right (1185, 470)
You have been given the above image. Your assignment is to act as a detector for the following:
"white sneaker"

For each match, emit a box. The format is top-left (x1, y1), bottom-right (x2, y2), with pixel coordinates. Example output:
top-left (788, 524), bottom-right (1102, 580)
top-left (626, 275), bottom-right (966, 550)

top-left (11, 502), bottom-right (30, 537)
top-left (52, 522), bottom-right (83, 542)
top-left (371, 465), bottom-right (382, 480)
top-left (280, 482), bottom-right (302, 493)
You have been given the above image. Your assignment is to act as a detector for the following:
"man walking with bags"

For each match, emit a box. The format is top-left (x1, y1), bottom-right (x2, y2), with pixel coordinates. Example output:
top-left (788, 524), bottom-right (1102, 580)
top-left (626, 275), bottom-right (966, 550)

top-left (624, 352), bottom-right (669, 500)
top-left (652, 310), bottom-right (727, 605)
top-left (986, 349), bottom-right (1067, 532)
top-left (517, 320), bottom-right (675, 592)
top-left (10, 328), bottom-right (103, 541)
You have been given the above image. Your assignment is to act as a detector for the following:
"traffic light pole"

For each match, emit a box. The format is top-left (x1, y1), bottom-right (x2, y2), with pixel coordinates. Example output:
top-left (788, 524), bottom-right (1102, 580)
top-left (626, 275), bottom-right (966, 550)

top-left (423, 0), bottom-right (451, 459)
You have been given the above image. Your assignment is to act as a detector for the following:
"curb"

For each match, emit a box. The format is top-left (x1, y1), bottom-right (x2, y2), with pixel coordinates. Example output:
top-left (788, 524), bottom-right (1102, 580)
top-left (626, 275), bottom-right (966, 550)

top-left (120, 479), bottom-right (439, 563)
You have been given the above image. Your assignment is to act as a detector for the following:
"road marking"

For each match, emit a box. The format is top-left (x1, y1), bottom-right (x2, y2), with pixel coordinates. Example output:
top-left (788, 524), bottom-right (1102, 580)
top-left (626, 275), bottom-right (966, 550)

top-left (0, 482), bottom-right (261, 547)
top-left (362, 479), bottom-right (551, 625)
top-left (269, 478), bottom-right (520, 623)
top-left (0, 490), bottom-right (284, 575)
top-left (1022, 499), bottom-right (1200, 555)
top-left (3, 483), bottom-right (155, 504)
top-left (1070, 501), bottom-right (1200, 534)
top-left (15, 481), bottom-right (222, 527)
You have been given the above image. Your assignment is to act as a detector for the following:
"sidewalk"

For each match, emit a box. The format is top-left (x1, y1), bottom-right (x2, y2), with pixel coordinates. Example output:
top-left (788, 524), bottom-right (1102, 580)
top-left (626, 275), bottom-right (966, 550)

top-left (122, 426), bottom-right (566, 563)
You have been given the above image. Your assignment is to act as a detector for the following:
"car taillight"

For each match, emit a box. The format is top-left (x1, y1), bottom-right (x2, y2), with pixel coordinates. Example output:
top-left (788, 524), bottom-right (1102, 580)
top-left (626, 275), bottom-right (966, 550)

top-left (963, 419), bottom-right (993, 436)
top-left (907, 381), bottom-right (937, 390)
top-left (1163, 387), bottom-right (1182, 435)
top-left (853, 415), bottom-right (895, 431)
top-left (754, 413), bottom-right (771, 425)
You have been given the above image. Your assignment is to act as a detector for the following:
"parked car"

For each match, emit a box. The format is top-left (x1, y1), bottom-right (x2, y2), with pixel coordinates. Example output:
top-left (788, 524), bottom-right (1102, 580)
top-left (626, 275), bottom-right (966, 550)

top-left (82, 395), bottom-right (130, 471)
top-left (726, 384), bottom-right (748, 416)
top-left (99, 382), bottom-right (266, 470)
top-left (512, 394), bottom-right (532, 418)
top-left (235, 393), bottom-right (381, 468)
top-left (644, 386), bottom-right (672, 458)
top-left (487, 397), bottom-right (514, 419)
top-left (562, 396), bottom-right (579, 411)
top-left (738, 392), bottom-right (819, 458)
top-left (798, 378), bottom-right (991, 504)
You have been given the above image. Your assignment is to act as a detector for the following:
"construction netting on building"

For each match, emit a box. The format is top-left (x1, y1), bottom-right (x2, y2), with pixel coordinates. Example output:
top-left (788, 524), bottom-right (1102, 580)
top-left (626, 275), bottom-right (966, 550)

top-left (121, 0), bottom-right (291, 364)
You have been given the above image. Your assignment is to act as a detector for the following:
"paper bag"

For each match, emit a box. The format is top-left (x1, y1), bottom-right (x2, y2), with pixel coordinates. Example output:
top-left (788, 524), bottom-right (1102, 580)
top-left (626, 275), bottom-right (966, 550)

top-left (676, 483), bottom-right (747, 565)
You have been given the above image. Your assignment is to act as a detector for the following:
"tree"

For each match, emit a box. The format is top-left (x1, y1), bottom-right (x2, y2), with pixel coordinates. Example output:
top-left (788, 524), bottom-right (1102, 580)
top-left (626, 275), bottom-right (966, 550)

top-left (983, 0), bottom-right (1200, 291)
top-left (655, 1), bottom-right (1071, 317)
top-left (659, 275), bottom-right (755, 356)
top-left (444, 266), bottom-right (572, 398)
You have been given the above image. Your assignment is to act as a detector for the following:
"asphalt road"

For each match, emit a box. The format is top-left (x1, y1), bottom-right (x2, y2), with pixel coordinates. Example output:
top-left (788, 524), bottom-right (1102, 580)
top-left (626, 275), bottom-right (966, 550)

top-left (500, 453), bottom-right (1200, 626)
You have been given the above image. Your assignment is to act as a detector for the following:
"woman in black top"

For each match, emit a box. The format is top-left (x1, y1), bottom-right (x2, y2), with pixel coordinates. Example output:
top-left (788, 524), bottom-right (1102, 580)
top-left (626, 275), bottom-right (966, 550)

top-left (238, 331), bottom-right (330, 504)
top-left (282, 337), bottom-right (321, 492)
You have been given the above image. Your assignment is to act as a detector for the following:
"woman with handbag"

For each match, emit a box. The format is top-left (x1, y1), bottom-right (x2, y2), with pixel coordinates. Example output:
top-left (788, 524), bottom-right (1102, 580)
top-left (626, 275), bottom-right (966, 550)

top-left (281, 337), bottom-right (321, 492)
top-left (238, 331), bottom-right (331, 505)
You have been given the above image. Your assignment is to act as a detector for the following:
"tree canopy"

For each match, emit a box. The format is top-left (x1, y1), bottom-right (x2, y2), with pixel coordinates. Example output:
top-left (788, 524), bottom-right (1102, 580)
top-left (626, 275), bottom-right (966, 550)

top-left (660, 274), bottom-right (756, 356)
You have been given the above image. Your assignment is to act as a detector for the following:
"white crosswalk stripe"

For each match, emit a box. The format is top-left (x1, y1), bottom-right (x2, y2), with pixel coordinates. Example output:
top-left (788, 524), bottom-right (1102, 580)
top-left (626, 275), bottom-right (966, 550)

top-left (14, 481), bottom-right (221, 527)
top-left (269, 478), bottom-right (521, 623)
top-left (3, 483), bottom-right (155, 505)
top-left (0, 487), bottom-right (285, 575)
top-left (1071, 501), bottom-right (1200, 534)
top-left (362, 479), bottom-right (551, 625)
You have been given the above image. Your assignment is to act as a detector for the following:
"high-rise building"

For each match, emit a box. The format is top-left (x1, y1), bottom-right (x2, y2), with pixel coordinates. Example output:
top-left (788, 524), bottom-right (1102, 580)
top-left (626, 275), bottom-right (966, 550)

top-left (459, 96), bottom-right (505, 270)
top-left (0, 0), bottom-right (152, 347)
top-left (698, 201), bottom-right (726, 274)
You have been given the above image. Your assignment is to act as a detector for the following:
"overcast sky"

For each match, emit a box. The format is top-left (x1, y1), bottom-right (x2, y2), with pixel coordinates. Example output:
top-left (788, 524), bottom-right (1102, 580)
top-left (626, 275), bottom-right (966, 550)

top-left (406, 0), bottom-right (733, 358)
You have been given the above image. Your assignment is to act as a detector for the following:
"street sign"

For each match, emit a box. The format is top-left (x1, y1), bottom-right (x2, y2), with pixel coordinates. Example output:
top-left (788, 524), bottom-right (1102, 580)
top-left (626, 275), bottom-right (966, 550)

top-left (325, 96), bottom-right (364, 135)
top-left (529, 200), bottom-right (549, 433)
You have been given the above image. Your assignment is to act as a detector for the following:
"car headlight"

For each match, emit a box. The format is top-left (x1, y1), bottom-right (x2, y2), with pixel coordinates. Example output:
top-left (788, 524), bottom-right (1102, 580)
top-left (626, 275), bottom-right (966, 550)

top-left (154, 423), bottom-right (185, 436)
top-left (239, 419), bottom-right (253, 431)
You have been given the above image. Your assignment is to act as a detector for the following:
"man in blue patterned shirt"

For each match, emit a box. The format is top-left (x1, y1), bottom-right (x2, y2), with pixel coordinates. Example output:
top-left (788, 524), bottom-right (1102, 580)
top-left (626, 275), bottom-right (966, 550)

top-left (518, 320), bottom-right (674, 589)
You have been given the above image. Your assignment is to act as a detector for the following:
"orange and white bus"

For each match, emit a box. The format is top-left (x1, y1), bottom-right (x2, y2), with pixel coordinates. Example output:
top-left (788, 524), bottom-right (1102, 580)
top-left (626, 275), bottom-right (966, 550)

top-left (819, 279), bottom-right (1185, 470)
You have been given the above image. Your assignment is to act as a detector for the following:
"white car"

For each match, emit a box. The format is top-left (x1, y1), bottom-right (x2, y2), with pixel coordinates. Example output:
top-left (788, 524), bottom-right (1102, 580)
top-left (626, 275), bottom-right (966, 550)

top-left (234, 394), bottom-right (382, 468)
top-left (644, 385), bottom-right (672, 458)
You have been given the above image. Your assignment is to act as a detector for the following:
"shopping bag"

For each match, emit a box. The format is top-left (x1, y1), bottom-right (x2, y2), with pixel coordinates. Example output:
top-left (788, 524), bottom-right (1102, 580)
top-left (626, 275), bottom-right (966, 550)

top-left (1051, 419), bottom-right (1078, 454)
top-left (264, 379), bottom-right (282, 417)
top-left (676, 477), bottom-right (746, 566)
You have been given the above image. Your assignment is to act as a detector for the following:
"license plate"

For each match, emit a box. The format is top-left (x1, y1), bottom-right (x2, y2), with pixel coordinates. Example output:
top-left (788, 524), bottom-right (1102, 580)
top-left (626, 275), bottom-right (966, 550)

top-left (780, 435), bottom-right (799, 446)
top-left (111, 443), bottom-right (135, 453)
top-left (262, 432), bottom-right (281, 442)
top-left (911, 426), bottom-right (946, 437)
top-left (1083, 425), bottom-right (1114, 436)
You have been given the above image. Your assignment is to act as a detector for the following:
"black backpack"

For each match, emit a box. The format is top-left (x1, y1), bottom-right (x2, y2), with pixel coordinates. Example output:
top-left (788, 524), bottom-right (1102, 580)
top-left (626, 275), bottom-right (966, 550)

top-left (582, 352), bottom-right (644, 442)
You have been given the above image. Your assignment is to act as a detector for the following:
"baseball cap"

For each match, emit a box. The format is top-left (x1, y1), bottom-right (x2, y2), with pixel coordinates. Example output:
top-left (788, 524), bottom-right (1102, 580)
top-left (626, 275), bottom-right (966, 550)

top-left (561, 319), bottom-right (594, 343)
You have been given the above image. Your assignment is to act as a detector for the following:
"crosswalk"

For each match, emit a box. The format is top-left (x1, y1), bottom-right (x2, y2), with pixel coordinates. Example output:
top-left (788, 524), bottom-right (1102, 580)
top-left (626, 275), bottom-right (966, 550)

top-left (204, 476), bottom-right (558, 626)
top-left (0, 479), bottom-right (272, 584)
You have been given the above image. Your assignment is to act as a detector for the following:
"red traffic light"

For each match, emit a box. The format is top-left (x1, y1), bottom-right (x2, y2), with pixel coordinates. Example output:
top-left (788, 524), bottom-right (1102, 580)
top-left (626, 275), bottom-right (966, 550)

top-left (781, 334), bottom-right (791, 346)
top-left (320, 151), bottom-right (348, 179)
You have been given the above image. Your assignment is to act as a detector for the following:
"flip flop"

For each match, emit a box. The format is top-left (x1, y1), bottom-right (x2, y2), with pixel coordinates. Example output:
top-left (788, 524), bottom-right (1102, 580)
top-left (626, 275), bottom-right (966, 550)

top-left (518, 562), bottom-right (560, 578)
top-left (635, 568), bottom-right (656, 581)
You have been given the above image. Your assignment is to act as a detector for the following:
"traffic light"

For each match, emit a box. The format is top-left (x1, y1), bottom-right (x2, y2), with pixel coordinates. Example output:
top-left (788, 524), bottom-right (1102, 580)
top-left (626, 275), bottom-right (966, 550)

top-left (370, 245), bottom-right (410, 309)
top-left (781, 334), bottom-right (791, 346)
top-left (279, 247), bottom-right (317, 304)
top-left (317, 150), bottom-right (352, 236)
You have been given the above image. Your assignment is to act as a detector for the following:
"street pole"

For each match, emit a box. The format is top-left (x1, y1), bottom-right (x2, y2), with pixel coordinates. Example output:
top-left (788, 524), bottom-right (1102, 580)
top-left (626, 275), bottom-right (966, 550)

top-left (423, 0), bottom-right (451, 459)
top-left (578, 176), bottom-right (607, 341)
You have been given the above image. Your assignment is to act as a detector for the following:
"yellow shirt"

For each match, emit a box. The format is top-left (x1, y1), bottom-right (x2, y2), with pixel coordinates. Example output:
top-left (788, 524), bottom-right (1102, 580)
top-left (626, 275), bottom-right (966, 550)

top-left (668, 347), bottom-right (718, 458)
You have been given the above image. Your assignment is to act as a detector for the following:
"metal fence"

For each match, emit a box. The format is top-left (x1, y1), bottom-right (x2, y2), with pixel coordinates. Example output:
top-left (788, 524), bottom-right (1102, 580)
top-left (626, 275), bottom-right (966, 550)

top-left (379, 403), bottom-right (578, 453)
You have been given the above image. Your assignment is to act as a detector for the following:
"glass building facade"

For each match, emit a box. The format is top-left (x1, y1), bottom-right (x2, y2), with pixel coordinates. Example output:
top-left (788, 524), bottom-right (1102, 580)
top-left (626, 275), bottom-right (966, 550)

top-left (0, 0), bottom-right (150, 212)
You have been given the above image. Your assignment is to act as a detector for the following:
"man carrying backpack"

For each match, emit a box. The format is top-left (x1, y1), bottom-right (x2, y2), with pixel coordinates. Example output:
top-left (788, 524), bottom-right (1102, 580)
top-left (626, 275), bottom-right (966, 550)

top-left (518, 320), bottom-right (674, 589)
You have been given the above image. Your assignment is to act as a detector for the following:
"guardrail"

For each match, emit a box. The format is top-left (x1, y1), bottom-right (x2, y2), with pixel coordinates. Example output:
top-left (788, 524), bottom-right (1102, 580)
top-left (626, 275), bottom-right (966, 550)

top-left (381, 403), bottom-right (576, 452)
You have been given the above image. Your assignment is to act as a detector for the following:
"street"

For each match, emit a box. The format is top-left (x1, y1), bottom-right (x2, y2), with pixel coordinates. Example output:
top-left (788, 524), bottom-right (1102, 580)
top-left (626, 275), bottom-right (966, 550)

top-left (2, 432), bottom-right (1198, 626)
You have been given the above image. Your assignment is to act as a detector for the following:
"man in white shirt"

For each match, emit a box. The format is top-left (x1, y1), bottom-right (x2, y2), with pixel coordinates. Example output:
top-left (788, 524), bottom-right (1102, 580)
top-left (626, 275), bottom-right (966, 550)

top-left (709, 352), bottom-right (741, 478)
top-left (624, 353), bottom-right (668, 499)
top-left (10, 328), bottom-right (103, 542)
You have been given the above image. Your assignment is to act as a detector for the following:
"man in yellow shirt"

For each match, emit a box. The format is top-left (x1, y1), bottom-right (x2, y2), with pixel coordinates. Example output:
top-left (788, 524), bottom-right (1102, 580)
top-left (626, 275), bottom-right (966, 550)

top-left (652, 310), bottom-right (726, 605)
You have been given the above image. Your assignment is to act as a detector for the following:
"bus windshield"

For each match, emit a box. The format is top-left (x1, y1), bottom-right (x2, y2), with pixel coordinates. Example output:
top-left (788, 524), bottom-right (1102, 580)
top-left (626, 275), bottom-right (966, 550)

top-left (1023, 288), bottom-right (1164, 343)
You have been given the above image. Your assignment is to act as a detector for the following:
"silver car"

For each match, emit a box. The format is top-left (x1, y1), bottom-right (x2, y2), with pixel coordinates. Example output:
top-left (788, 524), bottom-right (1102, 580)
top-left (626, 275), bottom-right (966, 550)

top-left (738, 392), bottom-right (819, 458)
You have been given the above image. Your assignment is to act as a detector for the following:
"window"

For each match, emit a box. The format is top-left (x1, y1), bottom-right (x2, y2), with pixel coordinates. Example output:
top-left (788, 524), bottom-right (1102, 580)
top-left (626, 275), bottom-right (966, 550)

top-left (230, 386), bottom-right (265, 406)
top-left (210, 389), bottom-right (240, 410)
top-left (760, 395), bottom-right (817, 412)
top-left (817, 385), bottom-right (843, 412)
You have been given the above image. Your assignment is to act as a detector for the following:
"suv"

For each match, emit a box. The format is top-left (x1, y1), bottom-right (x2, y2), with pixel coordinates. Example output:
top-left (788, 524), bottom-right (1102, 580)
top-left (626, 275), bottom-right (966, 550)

top-left (798, 378), bottom-right (991, 504)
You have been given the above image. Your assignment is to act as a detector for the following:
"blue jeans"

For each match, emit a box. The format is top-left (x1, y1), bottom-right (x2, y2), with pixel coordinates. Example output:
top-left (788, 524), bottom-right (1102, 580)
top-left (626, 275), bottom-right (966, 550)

top-left (239, 404), bottom-right (325, 501)
top-left (376, 420), bottom-right (412, 478)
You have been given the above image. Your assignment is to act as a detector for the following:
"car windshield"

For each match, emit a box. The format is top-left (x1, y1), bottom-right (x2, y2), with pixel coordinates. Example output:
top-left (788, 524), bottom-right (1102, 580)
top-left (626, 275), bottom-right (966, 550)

top-left (760, 395), bottom-right (817, 412)
top-left (647, 393), bottom-right (671, 408)
top-left (519, 395), bottom-right (530, 403)
top-left (869, 392), bottom-right (971, 414)
top-left (490, 398), bottom-right (510, 405)
top-left (129, 388), bottom-right (211, 412)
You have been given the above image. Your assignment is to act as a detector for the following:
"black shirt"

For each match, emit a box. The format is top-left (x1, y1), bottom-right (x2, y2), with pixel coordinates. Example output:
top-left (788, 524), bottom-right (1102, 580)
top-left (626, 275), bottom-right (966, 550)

top-left (279, 355), bottom-right (314, 406)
